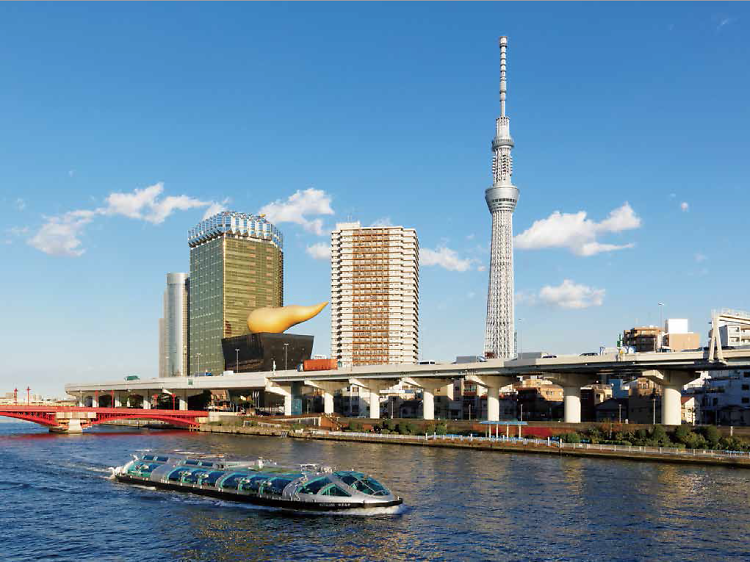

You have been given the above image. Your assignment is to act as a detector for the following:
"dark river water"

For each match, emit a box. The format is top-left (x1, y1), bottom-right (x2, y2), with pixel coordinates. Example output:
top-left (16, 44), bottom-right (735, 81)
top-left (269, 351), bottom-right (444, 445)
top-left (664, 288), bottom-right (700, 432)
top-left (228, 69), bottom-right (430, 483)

top-left (2, 422), bottom-right (750, 561)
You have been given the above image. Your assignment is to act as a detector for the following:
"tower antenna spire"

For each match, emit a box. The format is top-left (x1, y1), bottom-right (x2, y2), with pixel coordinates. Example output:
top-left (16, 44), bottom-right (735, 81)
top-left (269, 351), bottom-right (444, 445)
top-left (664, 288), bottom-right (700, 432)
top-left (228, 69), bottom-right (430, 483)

top-left (499, 36), bottom-right (507, 117)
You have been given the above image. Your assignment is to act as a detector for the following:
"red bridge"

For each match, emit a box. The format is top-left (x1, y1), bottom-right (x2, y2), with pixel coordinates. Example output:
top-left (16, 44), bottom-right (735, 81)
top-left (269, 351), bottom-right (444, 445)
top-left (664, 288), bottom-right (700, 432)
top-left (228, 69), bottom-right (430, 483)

top-left (0, 405), bottom-right (208, 433)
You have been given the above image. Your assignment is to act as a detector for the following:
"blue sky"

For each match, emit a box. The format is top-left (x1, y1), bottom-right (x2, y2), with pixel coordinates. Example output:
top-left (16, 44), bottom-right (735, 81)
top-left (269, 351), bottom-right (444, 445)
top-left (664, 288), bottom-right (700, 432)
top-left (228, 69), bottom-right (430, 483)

top-left (1, 3), bottom-right (748, 396)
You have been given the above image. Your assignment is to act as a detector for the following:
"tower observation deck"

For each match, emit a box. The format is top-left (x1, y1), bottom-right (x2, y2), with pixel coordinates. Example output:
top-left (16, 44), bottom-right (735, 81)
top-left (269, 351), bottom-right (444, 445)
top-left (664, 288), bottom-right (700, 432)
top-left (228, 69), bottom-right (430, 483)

top-left (484, 36), bottom-right (519, 359)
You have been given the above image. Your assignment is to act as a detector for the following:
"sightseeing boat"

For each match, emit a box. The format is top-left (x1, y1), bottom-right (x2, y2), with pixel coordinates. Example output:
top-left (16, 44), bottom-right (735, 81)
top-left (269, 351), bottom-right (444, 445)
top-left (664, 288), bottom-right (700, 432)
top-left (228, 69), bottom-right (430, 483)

top-left (114, 453), bottom-right (403, 513)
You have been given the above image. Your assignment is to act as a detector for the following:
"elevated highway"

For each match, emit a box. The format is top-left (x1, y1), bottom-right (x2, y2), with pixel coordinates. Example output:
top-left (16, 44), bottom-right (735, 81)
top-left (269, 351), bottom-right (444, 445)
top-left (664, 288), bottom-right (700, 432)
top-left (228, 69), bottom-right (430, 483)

top-left (65, 349), bottom-right (750, 426)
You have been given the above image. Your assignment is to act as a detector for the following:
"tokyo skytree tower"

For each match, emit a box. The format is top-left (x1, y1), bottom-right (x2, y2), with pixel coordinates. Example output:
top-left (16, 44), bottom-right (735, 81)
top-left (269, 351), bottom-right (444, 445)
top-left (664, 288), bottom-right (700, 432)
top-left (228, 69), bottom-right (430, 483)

top-left (484, 36), bottom-right (519, 359)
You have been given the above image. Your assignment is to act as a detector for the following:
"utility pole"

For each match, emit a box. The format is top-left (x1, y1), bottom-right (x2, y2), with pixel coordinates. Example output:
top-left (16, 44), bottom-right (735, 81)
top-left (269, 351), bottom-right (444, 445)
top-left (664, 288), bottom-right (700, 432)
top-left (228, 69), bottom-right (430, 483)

top-left (283, 343), bottom-right (289, 370)
top-left (652, 395), bottom-right (656, 425)
top-left (235, 348), bottom-right (240, 373)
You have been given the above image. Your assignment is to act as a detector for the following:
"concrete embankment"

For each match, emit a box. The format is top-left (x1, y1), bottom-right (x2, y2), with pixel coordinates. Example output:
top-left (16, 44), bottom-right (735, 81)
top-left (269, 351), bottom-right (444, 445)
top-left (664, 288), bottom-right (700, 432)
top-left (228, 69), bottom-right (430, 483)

top-left (198, 424), bottom-right (289, 437)
top-left (289, 432), bottom-right (750, 468)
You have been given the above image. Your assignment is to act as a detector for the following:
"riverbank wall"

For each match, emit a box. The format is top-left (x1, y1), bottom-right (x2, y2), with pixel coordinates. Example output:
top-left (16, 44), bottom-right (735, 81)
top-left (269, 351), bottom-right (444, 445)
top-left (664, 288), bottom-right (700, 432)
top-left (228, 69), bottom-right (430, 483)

top-left (289, 431), bottom-right (750, 468)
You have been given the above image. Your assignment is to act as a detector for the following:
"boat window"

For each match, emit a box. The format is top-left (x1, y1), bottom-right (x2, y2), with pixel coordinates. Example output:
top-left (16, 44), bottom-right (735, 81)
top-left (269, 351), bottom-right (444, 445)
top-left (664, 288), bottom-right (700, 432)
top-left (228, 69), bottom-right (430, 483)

top-left (337, 474), bottom-right (359, 487)
top-left (320, 484), bottom-right (351, 497)
top-left (266, 478), bottom-right (293, 495)
top-left (241, 475), bottom-right (270, 493)
top-left (168, 468), bottom-right (192, 482)
top-left (352, 477), bottom-right (390, 497)
top-left (143, 455), bottom-right (155, 461)
top-left (128, 461), bottom-right (161, 476)
top-left (182, 469), bottom-right (209, 484)
top-left (203, 471), bottom-right (226, 487)
top-left (220, 473), bottom-right (248, 490)
top-left (199, 462), bottom-right (214, 468)
top-left (156, 456), bottom-right (169, 462)
top-left (299, 477), bottom-right (331, 495)
top-left (185, 460), bottom-right (200, 466)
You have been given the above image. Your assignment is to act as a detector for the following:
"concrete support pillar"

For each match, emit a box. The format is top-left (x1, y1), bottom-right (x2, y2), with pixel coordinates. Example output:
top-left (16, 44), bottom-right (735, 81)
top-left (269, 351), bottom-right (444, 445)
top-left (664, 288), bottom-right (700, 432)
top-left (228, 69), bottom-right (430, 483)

top-left (91, 395), bottom-right (99, 408)
top-left (350, 379), bottom-right (398, 420)
top-left (423, 388), bottom-right (436, 421)
top-left (662, 384), bottom-right (682, 426)
top-left (402, 378), bottom-right (454, 421)
top-left (562, 386), bottom-right (582, 424)
top-left (114, 394), bottom-right (122, 408)
top-left (304, 380), bottom-right (348, 416)
top-left (266, 382), bottom-right (293, 416)
top-left (547, 374), bottom-right (592, 424)
top-left (142, 394), bottom-right (151, 409)
top-left (283, 394), bottom-right (293, 417)
top-left (323, 392), bottom-right (334, 415)
top-left (178, 396), bottom-right (188, 411)
top-left (464, 375), bottom-right (516, 422)
top-left (487, 385), bottom-right (501, 422)
top-left (368, 389), bottom-right (381, 420)
top-left (643, 370), bottom-right (697, 426)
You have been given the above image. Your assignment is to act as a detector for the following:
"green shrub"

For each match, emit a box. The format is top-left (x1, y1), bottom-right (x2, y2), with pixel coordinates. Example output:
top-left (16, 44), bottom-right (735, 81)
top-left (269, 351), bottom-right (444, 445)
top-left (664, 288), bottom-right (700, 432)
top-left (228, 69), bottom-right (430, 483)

top-left (673, 425), bottom-right (692, 445)
top-left (435, 422), bottom-right (448, 436)
top-left (381, 429), bottom-right (391, 435)
top-left (703, 425), bottom-right (721, 448)
top-left (398, 422), bottom-right (416, 435)
top-left (651, 425), bottom-right (670, 446)
top-left (348, 421), bottom-right (362, 432)
top-left (562, 432), bottom-right (581, 443)
top-left (290, 423), bottom-right (304, 431)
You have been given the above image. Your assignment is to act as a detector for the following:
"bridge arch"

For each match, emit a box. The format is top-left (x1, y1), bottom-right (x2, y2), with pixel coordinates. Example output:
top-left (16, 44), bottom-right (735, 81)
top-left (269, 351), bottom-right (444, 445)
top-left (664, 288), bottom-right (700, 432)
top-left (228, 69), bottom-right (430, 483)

top-left (0, 411), bottom-right (59, 427)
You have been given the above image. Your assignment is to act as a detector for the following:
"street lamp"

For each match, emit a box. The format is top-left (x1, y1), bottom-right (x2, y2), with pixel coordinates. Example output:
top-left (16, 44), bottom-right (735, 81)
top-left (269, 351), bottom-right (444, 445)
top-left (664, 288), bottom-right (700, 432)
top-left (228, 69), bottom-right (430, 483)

top-left (235, 348), bottom-right (240, 373)
top-left (283, 343), bottom-right (289, 370)
top-left (658, 302), bottom-right (665, 351)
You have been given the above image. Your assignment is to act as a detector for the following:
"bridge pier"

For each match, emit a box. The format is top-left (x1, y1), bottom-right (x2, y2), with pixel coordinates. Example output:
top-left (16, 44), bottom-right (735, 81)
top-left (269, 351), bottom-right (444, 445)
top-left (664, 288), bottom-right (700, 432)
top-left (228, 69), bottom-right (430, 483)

top-left (548, 374), bottom-right (591, 424)
top-left (350, 379), bottom-right (398, 420)
top-left (114, 394), bottom-right (122, 408)
top-left (643, 369), bottom-right (696, 425)
top-left (465, 375), bottom-right (515, 421)
top-left (305, 380), bottom-right (348, 415)
top-left (403, 378), bottom-right (454, 420)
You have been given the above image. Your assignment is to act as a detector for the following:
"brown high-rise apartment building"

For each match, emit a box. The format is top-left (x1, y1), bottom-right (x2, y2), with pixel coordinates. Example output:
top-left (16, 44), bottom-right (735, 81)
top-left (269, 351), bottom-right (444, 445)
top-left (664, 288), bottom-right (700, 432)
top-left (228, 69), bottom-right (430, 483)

top-left (330, 222), bottom-right (419, 366)
top-left (188, 212), bottom-right (283, 376)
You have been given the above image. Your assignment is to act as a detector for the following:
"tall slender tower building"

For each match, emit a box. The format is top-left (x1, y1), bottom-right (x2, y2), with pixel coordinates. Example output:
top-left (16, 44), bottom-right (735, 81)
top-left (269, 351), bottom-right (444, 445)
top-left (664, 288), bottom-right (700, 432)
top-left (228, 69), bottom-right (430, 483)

top-left (484, 36), bottom-right (519, 359)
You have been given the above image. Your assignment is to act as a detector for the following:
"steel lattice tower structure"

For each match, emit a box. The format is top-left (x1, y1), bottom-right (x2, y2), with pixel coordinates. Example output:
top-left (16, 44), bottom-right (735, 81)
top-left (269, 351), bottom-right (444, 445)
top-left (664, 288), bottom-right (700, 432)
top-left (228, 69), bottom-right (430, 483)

top-left (484, 36), bottom-right (519, 359)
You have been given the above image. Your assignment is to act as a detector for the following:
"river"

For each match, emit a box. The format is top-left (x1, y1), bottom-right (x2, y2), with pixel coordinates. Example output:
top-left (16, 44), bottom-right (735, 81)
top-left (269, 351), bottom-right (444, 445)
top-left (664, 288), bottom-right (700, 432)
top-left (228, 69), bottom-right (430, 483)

top-left (1, 422), bottom-right (749, 561)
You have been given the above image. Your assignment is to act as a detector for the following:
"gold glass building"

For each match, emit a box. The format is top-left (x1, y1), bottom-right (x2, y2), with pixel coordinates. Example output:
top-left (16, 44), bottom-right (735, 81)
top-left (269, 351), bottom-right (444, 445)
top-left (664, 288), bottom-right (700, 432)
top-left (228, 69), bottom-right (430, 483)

top-left (188, 212), bottom-right (283, 375)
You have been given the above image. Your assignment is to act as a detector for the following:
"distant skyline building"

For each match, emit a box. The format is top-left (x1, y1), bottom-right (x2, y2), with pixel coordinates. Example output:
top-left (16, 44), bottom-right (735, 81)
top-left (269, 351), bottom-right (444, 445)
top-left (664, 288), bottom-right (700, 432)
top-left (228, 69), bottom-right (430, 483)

top-left (161, 273), bottom-right (190, 378)
top-left (330, 222), bottom-right (419, 366)
top-left (188, 212), bottom-right (284, 376)
top-left (484, 36), bottom-right (519, 359)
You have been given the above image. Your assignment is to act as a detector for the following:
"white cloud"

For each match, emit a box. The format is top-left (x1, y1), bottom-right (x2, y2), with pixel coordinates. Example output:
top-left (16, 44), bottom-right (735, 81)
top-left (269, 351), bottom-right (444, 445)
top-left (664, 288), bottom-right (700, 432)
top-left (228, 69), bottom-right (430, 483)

top-left (27, 182), bottom-right (224, 257)
top-left (103, 182), bottom-right (210, 224)
top-left (306, 242), bottom-right (331, 260)
top-left (538, 280), bottom-right (605, 309)
top-left (716, 16), bottom-right (736, 31)
top-left (28, 210), bottom-right (97, 257)
top-left (370, 217), bottom-right (393, 227)
top-left (202, 199), bottom-right (230, 220)
top-left (477, 265), bottom-right (487, 272)
top-left (680, 202), bottom-right (689, 212)
top-left (420, 246), bottom-right (475, 272)
top-left (258, 188), bottom-right (334, 236)
top-left (15, 198), bottom-right (26, 211)
top-left (515, 202), bottom-right (641, 257)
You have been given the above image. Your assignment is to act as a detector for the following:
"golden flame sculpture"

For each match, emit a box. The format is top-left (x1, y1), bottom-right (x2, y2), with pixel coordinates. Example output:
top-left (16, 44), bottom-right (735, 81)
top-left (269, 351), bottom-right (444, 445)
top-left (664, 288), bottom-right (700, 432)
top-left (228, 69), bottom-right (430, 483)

top-left (247, 302), bottom-right (328, 334)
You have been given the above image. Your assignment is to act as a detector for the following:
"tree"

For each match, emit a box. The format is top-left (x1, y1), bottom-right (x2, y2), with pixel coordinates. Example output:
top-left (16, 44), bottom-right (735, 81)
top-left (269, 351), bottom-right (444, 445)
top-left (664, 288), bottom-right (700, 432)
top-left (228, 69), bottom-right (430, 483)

top-left (673, 425), bottom-right (692, 445)
top-left (703, 425), bottom-right (721, 448)
top-left (651, 425), bottom-right (670, 445)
